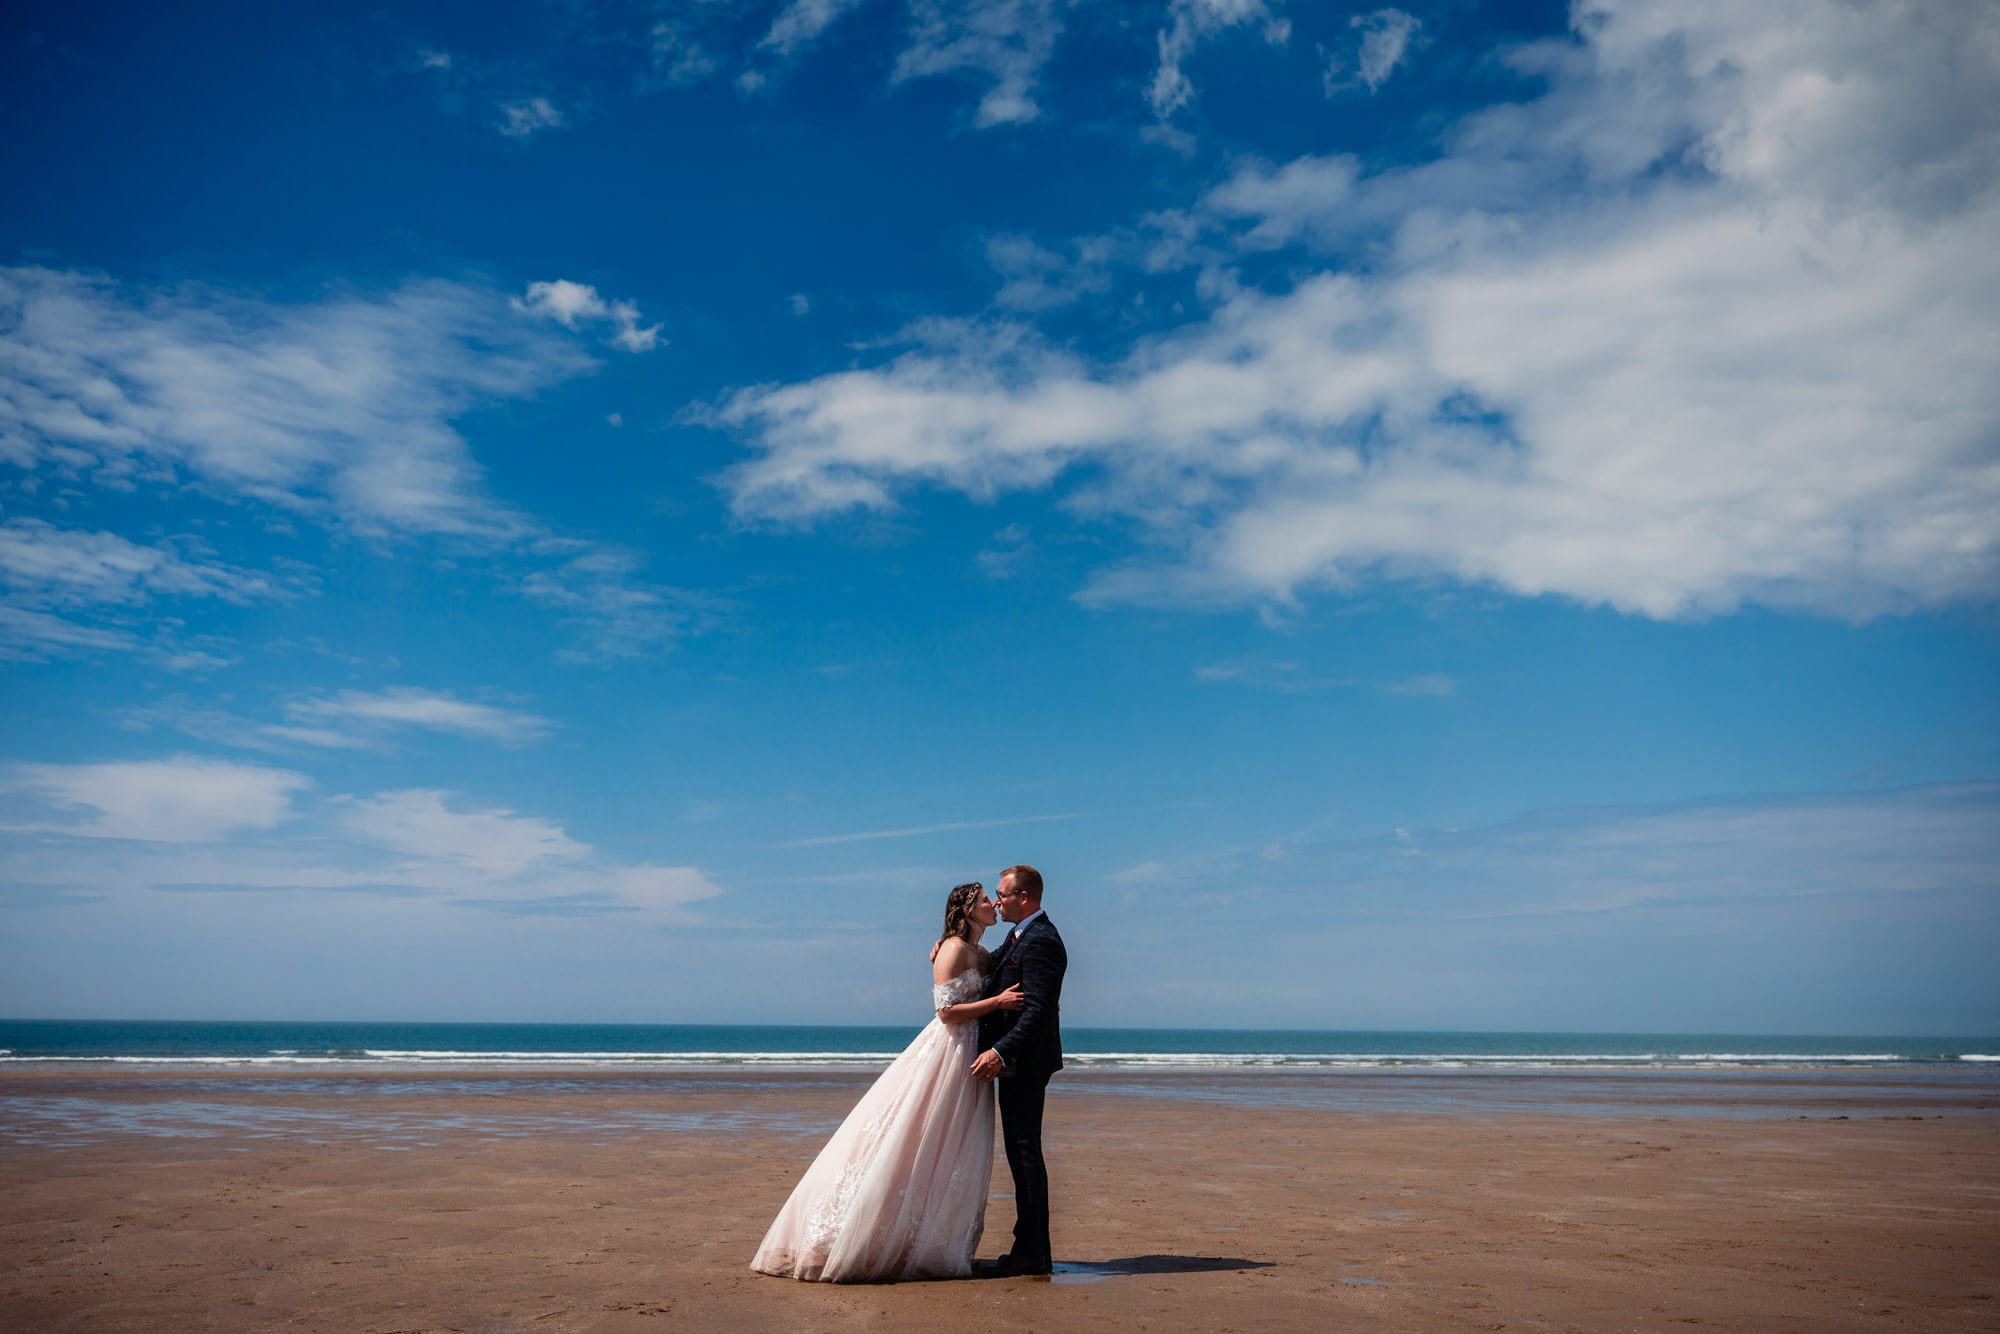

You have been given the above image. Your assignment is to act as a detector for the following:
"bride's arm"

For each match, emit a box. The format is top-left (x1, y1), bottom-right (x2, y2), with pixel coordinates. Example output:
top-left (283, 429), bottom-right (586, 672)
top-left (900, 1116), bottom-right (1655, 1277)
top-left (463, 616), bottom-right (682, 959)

top-left (933, 942), bottom-right (1024, 1024)
top-left (936, 986), bottom-right (1025, 1026)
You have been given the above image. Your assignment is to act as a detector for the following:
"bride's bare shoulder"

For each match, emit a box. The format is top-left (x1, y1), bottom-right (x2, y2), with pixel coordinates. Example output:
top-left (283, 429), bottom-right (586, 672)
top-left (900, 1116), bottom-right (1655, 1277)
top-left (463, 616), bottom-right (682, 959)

top-left (933, 937), bottom-right (977, 976)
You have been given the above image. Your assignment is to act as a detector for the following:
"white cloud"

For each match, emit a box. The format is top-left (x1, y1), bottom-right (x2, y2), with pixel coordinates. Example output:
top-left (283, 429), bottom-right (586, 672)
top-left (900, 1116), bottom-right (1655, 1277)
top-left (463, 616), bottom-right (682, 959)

top-left (761, 0), bottom-right (872, 57)
top-left (339, 788), bottom-right (586, 878)
top-left (1195, 656), bottom-right (1331, 690)
top-left (119, 691), bottom-right (549, 754)
top-left (514, 279), bottom-right (663, 353)
top-left (1329, 8), bottom-right (1420, 95)
top-left (594, 865), bottom-right (725, 918)
top-left (894, 0), bottom-right (1062, 128)
top-left (789, 293), bottom-right (811, 316)
top-left (282, 687), bottom-right (553, 748)
top-left (156, 646), bottom-right (234, 674)
top-left (986, 233), bottom-right (1114, 312)
top-left (258, 725), bottom-right (374, 751)
top-left (649, 14), bottom-right (724, 87)
top-left (330, 786), bottom-right (725, 917)
top-left (1381, 672), bottom-right (1454, 697)
top-left (781, 810), bottom-right (1085, 847)
top-left (1149, 0), bottom-right (1289, 122)
top-left (715, 1), bottom-right (2000, 622)
top-left (497, 96), bottom-right (564, 137)
top-left (1193, 153), bottom-right (1362, 250)
top-left (3, 757), bottom-right (309, 843)
top-left (513, 279), bottom-right (603, 326)
top-left (0, 768), bottom-right (724, 922)
top-left (0, 268), bottom-right (705, 661)
top-left (0, 517), bottom-right (277, 608)
top-left (0, 268), bottom-right (595, 538)
top-left (1193, 658), bottom-right (1453, 694)
top-left (0, 604), bottom-right (137, 660)
top-left (974, 520), bottom-right (1033, 577)
top-left (519, 541), bottom-right (722, 660)
top-left (1107, 857), bottom-right (1170, 886)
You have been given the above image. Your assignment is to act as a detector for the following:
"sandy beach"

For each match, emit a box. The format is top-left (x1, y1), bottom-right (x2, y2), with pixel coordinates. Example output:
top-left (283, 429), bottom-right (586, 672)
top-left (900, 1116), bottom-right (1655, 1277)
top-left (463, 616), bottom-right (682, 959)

top-left (3, 1068), bottom-right (1997, 1332)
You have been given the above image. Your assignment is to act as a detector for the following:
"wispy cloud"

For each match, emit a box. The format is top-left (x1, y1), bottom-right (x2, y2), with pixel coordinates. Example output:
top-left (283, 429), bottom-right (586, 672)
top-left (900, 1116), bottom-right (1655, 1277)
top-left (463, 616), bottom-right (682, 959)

top-left (715, 4), bottom-right (2000, 623)
top-left (975, 521), bottom-right (1034, 578)
top-left (986, 233), bottom-right (1115, 312)
top-left (1149, 0), bottom-right (1290, 126)
top-left (119, 700), bottom-right (334, 754)
top-left (1381, 672), bottom-right (1453, 697)
top-left (121, 688), bottom-right (554, 753)
top-left (0, 604), bottom-right (138, 661)
top-left (0, 518), bottom-right (278, 608)
top-left (1326, 9), bottom-right (1420, 95)
top-left (648, 11), bottom-right (726, 87)
top-left (1195, 657), bottom-right (1345, 691)
top-left (894, 0), bottom-right (1062, 128)
top-left (782, 810), bottom-right (1086, 847)
top-left (337, 788), bottom-right (586, 878)
top-left (2, 757), bottom-right (310, 843)
top-left (283, 687), bottom-right (554, 748)
top-left (0, 267), bottom-right (724, 661)
top-left (497, 95), bottom-right (564, 137)
top-left (0, 765), bottom-right (723, 922)
top-left (1194, 658), bottom-right (1453, 695)
top-left (0, 517), bottom-right (286, 659)
top-left (760, 0), bottom-right (873, 58)
top-left (519, 541), bottom-right (725, 660)
top-left (513, 279), bottom-right (662, 353)
top-left (0, 267), bottom-right (595, 538)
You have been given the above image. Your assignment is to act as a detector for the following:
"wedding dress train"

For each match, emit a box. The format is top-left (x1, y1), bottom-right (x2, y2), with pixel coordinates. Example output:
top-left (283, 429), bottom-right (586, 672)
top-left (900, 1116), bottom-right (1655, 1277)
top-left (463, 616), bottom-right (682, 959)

top-left (749, 968), bottom-right (994, 1282)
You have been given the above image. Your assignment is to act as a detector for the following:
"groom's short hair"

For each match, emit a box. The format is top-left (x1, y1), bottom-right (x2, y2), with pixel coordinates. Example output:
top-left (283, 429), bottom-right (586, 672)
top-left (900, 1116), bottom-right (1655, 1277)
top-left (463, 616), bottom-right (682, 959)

top-left (1001, 864), bottom-right (1043, 901)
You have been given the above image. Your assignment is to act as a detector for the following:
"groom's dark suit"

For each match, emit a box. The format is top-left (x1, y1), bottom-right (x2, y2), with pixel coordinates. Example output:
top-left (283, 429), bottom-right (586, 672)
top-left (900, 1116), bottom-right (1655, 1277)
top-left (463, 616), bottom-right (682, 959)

top-left (978, 912), bottom-right (1066, 1266)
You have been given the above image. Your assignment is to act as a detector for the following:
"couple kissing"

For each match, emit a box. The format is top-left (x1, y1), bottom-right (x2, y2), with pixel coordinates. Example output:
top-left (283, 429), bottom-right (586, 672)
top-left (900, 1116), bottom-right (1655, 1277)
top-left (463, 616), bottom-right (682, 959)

top-left (750, 865), bottom-right (1068, 1282)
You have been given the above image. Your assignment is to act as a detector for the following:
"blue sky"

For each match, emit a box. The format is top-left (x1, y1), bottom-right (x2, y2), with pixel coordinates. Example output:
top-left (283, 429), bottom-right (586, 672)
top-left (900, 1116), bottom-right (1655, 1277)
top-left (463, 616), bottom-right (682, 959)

top-left (1, 0), bottom-right (1995, 1035)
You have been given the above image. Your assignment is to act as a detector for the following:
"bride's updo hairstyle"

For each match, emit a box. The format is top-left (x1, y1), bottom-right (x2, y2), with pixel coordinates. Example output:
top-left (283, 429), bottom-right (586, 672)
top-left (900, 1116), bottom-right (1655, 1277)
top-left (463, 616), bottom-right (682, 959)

top-left (936, 881), bottom-right (985, 950)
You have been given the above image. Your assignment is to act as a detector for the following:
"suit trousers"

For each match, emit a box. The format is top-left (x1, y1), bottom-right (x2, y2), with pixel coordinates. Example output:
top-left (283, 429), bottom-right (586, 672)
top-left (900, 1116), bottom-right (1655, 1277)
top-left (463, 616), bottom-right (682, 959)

top-left (996, 1068), bottom-right (1054, 1262)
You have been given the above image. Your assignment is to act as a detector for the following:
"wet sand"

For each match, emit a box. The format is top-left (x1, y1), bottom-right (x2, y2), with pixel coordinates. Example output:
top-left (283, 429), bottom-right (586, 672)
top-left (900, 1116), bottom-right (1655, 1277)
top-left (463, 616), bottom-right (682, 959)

top-left (3, 1068), bottom-right (1997, 1331)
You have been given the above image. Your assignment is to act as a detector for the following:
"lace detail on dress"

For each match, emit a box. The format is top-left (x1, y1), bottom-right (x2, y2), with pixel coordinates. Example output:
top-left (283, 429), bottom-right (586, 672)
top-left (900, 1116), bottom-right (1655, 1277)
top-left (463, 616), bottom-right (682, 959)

top-left (931, 967), bottom-right (985, 1011)
top-left (751, 961), bottom-right (996, 1282)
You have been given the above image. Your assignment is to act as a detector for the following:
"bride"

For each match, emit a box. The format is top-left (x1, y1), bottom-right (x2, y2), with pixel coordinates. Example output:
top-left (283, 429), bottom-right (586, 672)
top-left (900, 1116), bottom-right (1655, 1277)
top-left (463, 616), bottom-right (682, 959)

top-left (750, 881), bottom-right (1025, 1282)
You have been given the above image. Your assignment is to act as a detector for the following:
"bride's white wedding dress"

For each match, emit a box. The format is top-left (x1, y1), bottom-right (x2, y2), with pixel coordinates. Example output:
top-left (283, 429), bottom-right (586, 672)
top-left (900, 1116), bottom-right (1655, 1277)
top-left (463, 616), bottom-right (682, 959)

top-left (750, 968), bottom-right (994, 1282)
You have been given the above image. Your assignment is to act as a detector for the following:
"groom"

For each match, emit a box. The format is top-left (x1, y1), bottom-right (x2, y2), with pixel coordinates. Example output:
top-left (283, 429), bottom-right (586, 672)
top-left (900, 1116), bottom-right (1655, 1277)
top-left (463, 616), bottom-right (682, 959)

top-left (970, 863), bottom-right (1067, 1277)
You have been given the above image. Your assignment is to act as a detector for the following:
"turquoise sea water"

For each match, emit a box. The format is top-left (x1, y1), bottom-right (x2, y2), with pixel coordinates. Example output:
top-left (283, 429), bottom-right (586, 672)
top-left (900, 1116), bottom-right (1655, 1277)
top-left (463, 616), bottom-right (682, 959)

top-left (2, 1019), bottom-right (1994, 1070)
top-left (6, 1021), bottom-right (1998, 1140)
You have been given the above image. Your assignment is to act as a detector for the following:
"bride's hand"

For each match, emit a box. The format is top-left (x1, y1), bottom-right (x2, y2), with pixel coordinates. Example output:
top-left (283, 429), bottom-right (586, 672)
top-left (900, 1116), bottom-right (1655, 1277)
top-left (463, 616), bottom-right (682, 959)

top-left (994, 984), bottom-right (1026, 1011)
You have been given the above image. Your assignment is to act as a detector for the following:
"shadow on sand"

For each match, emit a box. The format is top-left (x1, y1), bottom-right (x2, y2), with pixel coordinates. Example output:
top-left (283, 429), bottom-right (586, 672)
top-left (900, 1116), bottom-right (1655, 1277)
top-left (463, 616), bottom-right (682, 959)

top-left (973, 1255), bottom-right (1274, 1284)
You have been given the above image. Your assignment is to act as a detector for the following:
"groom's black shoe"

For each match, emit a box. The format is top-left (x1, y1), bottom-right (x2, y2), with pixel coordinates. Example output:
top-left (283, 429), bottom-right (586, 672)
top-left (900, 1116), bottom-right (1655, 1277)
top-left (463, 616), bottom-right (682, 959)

top-left (987, 1252), bottom-right (1053, 1277)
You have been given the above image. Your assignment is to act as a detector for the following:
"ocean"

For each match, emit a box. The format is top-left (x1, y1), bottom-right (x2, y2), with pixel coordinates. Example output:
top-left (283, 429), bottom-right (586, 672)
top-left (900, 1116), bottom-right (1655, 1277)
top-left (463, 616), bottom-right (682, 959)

top-left (2, 1018), bottom-right (1993, 1071)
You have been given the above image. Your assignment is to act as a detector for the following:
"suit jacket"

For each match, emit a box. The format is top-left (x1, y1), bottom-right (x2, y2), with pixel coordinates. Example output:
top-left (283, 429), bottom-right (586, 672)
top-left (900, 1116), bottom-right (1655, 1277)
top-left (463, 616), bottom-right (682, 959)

top-left (979, 913), bottom-right (1066, 1079)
